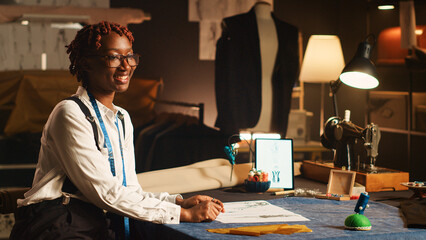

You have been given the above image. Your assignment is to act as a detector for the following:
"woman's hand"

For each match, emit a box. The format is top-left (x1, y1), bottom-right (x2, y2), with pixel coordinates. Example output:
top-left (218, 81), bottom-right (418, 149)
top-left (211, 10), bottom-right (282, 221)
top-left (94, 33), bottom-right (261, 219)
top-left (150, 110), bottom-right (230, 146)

top-left (179, 200), bottom-right (224, 222)
top-left (177, 195), bottom-right (224, 212)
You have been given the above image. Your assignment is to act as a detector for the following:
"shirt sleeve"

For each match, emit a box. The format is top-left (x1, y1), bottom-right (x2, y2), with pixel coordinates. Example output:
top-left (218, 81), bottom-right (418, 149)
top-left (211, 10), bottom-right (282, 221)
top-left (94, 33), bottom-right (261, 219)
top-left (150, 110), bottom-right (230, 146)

top-left (49, 101), bottom-right (181, 224)
top-left (119, 108), bottom-right (181, 204)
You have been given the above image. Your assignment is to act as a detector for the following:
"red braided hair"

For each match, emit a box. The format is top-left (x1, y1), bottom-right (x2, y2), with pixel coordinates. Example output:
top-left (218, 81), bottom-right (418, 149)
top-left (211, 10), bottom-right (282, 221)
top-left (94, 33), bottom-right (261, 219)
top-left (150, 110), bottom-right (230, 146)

top-left (66, 21), bottom-right (134, 87)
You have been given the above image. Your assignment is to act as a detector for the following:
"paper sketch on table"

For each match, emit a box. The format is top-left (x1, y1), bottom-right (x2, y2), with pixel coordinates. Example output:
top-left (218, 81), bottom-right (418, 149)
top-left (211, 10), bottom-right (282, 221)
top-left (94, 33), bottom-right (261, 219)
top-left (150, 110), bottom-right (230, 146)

top-left (215, 200), bottom-right (309, 223)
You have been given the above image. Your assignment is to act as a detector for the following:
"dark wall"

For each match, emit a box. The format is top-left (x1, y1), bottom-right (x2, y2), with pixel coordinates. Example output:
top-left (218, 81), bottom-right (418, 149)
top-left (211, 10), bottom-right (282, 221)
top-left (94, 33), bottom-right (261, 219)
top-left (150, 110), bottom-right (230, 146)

top-left (110, 0), bottom-right (426, 179)
top-left (111, 0), bottom-right (216, 126)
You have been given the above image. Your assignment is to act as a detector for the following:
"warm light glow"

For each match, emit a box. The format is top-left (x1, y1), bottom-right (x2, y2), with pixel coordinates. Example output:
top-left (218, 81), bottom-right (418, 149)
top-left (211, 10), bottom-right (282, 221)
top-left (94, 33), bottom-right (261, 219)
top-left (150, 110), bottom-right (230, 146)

top-left (253, 133), bottom-right (281, 139)
top-left (415, 29), bottom-right (424, 35)
top-left (41, 53), bottom-right (47, 71)
top-left (300, 35), bottom-right (345, 83)
top-left (239, 133), bottom-right (250, 141)
top-left (21, 20), bottom-right (29, 25)
top-left (378, 5), bottom-right (395, 10)
top-left (50, 23), bottom-right (83, 29)
top-left (340, 72), bottom-right (379, 89)
top-left (239, 133), bottom-right (281, 140)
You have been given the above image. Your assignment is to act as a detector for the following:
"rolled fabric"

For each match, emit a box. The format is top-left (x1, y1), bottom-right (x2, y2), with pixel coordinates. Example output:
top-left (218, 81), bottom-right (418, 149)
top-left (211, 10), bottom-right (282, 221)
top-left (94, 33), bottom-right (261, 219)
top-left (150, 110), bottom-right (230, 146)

top-left (138, 159), bottom-right (251, 194)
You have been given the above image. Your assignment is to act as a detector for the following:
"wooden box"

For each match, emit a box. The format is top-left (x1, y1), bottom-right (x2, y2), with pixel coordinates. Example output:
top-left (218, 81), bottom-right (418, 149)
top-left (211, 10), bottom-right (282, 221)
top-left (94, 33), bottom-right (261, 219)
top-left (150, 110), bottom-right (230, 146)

top-left (316, 169), bottom-right (355, 201)
top-left (302, 160), bottom-right (409, 192)
top-left (354, 171), bottom-right (409, 192)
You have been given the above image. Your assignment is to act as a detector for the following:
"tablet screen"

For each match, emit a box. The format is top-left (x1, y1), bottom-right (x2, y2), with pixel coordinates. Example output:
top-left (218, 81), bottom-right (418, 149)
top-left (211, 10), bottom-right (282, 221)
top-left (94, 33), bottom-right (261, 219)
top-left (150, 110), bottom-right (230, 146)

top-left (255, 138), bottom-right (294, 190)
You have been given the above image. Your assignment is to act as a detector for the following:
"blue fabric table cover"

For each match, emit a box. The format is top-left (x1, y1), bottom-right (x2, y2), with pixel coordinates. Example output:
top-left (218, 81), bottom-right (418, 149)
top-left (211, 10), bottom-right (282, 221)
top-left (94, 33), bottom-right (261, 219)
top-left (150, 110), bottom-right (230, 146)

top-left (165, 197), bottom-right (426, 239)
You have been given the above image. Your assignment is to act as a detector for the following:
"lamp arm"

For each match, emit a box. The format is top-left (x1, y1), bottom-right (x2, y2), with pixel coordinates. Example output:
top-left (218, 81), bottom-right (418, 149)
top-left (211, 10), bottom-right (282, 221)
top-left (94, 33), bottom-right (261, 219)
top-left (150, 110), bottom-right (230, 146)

top-left (364, 34), bottom-right (376, 49)
top-left (330, 79), bottom-right (342, 117)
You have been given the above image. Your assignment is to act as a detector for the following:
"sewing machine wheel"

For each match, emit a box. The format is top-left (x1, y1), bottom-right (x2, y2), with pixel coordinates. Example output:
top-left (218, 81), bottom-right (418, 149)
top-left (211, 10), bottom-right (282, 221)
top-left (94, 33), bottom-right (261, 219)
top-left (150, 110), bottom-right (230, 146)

top-left (321, 116), bottom-right (342, 149)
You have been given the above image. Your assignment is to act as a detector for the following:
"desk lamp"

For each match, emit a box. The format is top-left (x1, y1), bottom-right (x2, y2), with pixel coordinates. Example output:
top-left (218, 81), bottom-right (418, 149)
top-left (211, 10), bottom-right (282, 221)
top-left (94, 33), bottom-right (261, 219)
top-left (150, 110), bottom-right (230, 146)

top-left (329, 35), bottom-right (379, 117)
top-left (299, 35), bottom-right (345, 135)
top-left (321, 35), bottom-right (380, 170)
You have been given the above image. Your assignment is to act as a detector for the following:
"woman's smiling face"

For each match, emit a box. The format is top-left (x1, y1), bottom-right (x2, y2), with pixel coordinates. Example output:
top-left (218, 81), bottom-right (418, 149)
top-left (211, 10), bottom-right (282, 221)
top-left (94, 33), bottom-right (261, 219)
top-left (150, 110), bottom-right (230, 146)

top-left (85, 32), bottom-right (136, 97)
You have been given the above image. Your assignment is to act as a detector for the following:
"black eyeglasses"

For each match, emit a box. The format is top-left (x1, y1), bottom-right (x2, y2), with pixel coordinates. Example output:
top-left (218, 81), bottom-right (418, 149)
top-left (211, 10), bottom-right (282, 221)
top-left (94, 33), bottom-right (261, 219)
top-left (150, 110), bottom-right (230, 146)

top-left (91, 54), bottom-right (140, 68)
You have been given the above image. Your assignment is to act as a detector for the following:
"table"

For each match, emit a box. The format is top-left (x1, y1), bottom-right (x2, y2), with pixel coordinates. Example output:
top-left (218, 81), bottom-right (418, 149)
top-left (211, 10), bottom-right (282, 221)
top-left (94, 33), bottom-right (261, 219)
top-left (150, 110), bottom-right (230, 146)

top-left (139, 177), bottom-right (421, 239)
top-left (163, 197), bottom-right (426, 239)
top-left (293, 141), bottom-right (331, 161)
top-left (401, 182), bottom-right (426, 199)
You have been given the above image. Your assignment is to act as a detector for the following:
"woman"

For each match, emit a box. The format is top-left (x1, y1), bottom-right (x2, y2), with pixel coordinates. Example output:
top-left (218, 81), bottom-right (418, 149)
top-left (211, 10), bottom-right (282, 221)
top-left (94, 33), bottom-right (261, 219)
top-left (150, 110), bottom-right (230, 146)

top-left (10, 21), bottom-right (224, 240)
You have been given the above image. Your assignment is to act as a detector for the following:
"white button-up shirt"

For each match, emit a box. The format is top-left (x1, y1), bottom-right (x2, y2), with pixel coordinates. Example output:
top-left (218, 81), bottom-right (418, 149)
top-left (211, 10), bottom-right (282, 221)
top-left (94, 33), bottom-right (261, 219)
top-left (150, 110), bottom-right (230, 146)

top-left (18, 86), bottom-right (181, 224)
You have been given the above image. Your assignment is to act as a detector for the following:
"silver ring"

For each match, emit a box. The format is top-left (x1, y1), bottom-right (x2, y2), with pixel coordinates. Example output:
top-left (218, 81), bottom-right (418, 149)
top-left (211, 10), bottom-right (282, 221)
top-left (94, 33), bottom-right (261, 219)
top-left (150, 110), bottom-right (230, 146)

top-left (212, 198), bottom-right (215, 202)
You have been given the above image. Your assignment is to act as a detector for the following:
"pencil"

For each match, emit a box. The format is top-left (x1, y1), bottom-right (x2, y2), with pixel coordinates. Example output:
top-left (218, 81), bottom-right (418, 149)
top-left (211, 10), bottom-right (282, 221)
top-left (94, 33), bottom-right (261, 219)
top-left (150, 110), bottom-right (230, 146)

top-left (274, 190), bottom-right (295, 196)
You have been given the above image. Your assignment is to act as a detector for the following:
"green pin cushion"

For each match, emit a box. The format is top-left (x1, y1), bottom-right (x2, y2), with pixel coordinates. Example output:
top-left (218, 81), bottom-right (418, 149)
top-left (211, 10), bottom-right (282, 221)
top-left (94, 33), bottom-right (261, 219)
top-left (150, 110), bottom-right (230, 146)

top-left (344, 213), bottom-right (372, 231)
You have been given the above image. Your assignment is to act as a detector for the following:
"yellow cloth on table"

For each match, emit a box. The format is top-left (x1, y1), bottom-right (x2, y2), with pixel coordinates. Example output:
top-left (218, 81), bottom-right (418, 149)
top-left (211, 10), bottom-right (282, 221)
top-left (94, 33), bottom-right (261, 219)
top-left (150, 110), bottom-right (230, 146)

top-left (207, 224), bottom-right (312, 237)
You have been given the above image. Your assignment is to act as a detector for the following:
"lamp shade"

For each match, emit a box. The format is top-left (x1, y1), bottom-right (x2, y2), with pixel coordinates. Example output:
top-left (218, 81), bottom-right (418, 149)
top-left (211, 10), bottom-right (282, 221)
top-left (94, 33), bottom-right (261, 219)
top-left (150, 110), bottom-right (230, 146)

top-left (300, 35), bottom-right (345, 83)
top-left (339, 41), bottom-right (379, 89)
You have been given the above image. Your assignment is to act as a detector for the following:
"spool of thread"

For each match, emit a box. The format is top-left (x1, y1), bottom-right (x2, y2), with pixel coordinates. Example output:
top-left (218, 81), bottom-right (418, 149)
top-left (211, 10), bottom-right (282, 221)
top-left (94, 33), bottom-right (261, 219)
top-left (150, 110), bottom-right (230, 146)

top-left (345, 192), bottom-right (372, 231)
top-left (354, 192), bottom-right (370, 215)
top-left (344, 110), bottom-right (351, 122)
top-left (41, 53), bottom-right (47, 71)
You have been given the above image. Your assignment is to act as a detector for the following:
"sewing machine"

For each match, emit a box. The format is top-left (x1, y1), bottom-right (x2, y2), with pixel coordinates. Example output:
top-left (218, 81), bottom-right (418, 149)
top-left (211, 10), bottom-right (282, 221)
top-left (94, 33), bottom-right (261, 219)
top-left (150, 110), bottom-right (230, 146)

top-left (320, 115), bottom-right (381, 173)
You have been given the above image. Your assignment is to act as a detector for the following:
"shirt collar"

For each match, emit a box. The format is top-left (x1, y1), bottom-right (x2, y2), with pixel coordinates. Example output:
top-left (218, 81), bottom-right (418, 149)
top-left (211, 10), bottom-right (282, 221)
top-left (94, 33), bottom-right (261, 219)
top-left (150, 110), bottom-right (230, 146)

top-left (76, 86), bottom-right (119, 117)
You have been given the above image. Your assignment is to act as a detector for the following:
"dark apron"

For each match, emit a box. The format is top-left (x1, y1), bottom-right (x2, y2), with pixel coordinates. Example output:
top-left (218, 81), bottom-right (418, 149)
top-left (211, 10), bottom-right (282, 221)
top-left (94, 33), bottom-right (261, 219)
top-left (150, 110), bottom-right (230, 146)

top-left (10, 196), bottom-right (115, 240)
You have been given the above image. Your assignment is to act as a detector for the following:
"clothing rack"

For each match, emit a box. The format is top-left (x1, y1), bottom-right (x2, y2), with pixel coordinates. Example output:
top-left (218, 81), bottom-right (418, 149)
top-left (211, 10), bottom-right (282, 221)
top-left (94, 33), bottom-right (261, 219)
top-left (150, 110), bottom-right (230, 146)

top-left (152, 98), bottom-right (204, 125)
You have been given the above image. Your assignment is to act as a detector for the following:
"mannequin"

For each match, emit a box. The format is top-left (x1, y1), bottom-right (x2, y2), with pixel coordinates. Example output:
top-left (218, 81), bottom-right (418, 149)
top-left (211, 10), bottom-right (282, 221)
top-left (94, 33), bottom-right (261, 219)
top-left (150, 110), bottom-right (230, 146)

top-left (214, 1), bottom-right (299, 137)
top-left (246, 1), bottom-right (278, 133)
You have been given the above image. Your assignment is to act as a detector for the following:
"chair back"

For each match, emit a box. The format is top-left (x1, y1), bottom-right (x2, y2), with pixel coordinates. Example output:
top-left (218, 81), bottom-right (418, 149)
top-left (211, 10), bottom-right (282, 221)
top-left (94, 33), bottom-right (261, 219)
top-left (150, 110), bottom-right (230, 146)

top-left (0, 188), bottom-right (30, 214)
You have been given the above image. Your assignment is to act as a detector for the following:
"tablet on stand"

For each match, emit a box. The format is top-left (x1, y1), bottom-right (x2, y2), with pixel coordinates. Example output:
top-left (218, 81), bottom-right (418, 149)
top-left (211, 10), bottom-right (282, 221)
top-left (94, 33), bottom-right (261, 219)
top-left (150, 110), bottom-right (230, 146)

top-left (255, 138), bottom-right (294, 191)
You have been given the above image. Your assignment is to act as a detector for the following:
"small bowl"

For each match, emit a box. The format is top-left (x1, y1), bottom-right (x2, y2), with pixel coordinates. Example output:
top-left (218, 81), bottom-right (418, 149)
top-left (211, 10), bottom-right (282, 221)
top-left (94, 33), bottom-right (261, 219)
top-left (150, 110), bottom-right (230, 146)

top-left (244, 180), bottom-right (271, 193)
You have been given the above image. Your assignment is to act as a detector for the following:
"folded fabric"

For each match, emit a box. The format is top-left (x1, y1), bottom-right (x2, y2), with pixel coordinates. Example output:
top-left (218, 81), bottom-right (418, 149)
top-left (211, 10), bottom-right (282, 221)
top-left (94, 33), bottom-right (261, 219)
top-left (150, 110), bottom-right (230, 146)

top-left (400, 199), bottom-right (426, 229)
top-left (206, 224), bottom-right (312, 237)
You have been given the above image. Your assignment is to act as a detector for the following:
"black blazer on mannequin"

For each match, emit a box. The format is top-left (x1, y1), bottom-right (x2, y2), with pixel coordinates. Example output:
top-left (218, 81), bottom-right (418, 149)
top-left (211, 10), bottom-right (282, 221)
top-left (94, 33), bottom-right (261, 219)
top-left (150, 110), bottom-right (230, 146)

top-left (214, 7), bottom-right (299, 137)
